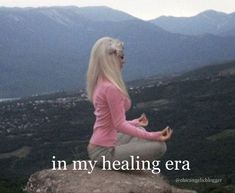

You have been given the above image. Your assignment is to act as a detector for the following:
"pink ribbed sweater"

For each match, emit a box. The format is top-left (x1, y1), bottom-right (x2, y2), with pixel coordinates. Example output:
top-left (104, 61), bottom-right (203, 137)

top-left (89, 77), bottom-right (161, 147)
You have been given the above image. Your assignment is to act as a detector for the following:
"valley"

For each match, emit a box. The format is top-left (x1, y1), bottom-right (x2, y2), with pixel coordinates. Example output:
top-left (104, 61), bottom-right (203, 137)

top-left (0, 61), bottom-right (235, 192)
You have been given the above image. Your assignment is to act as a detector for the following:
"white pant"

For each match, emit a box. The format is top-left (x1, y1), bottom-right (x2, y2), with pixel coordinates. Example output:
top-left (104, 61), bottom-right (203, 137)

top-left (88, 128), bottom-right (167, 168)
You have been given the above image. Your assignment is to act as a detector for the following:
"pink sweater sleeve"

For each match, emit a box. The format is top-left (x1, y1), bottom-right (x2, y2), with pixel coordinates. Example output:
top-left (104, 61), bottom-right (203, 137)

top-left (127, 119), bottom-right (139, 126)
top-left (105, 85), bottom-right (161, 141)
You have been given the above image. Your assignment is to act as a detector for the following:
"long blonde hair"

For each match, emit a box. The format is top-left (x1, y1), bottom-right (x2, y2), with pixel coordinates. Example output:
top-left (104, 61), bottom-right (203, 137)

top-left (86, 37), bottom-right (129, 103)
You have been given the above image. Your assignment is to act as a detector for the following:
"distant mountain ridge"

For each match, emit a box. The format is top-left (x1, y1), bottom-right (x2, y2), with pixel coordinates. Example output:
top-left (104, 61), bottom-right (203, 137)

top-left (70, 6), bottom-right (138, 21)
top-left (127, 60), bottom-right (235, 87)
top-left (0, 5), bottom-right (137, 22)
top-left (150, 10), bottom-right (235, 36)
top-left (1, 6), bottom-right (235, 98)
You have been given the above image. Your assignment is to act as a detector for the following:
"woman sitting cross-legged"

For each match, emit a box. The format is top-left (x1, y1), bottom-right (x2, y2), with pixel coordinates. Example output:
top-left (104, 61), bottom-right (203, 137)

top-left (86, 37), bottom-right (173, 170)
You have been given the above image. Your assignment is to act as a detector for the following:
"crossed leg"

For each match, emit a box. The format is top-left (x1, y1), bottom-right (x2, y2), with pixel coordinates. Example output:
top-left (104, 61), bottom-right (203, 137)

top-left (114, 127), bottom-right (167, 165)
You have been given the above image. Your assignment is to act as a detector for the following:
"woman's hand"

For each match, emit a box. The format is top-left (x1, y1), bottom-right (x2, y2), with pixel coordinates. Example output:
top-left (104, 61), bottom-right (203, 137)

top-left (137, 113), bottom-right (149, 127)
top-left (159, 126), bottom-right (173, 141)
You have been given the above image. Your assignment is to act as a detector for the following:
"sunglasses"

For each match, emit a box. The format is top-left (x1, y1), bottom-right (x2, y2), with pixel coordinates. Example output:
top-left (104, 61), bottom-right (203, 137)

top-left (119, 55), bottom-right (124, 60)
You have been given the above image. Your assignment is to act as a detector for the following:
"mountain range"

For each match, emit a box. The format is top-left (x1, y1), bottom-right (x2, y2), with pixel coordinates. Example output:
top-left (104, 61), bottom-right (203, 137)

top-left (1, 6), bottom-right (235, 98)
top-left (150, 10), bottom-right (235, 36)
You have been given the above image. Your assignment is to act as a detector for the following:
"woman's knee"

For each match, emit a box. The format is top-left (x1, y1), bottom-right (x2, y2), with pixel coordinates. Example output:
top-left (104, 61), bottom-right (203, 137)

top-left (154, 141), bottom-right (167, 158)
top-left (160, 141), bottom-right (167, 156)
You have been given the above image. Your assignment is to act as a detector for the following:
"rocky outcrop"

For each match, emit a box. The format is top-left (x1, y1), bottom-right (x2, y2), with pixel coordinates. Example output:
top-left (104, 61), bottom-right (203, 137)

top-left (24, 163), bottom-right (197, 193)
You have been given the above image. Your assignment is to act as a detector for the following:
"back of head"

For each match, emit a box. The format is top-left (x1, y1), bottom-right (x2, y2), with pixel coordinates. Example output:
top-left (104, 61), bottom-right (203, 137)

top-left (86, 37), bottom-right (129, 102)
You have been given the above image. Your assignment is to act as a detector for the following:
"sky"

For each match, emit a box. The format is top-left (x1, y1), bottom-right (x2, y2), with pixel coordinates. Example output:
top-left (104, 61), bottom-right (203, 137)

top-left (0, 0), bottom-right (234, 20)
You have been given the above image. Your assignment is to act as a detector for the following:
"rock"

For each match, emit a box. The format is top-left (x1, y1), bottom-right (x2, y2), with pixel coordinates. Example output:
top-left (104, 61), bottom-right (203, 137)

top-left (24, 162), bottom-right (197, 193)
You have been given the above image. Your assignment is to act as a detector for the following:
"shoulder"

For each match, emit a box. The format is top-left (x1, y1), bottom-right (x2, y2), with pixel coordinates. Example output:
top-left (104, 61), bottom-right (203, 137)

top-left (105, 82), bottom-right (122, 95)
top-left (94, 80), bottom-right (119, 97)
top-left (98, 79), bottom-right (118, 92)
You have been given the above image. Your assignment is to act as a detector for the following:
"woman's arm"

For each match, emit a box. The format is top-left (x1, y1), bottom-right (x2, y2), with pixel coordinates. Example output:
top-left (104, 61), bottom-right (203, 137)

top-left (105, 84), bottom-right (161, 141)
top-left (127, 119), bottom-right (139, 126)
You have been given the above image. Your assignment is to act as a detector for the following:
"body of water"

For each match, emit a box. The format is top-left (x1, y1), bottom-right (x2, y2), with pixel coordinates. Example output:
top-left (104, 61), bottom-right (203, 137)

top-left (0, 98), bottom-right (20, 103)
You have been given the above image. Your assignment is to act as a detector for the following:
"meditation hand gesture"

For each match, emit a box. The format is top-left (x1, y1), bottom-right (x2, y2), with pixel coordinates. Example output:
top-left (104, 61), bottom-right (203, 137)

top-left (159, 126), bottom-right (173, 141)
top-left (137, 113), bottom-right (149, 127)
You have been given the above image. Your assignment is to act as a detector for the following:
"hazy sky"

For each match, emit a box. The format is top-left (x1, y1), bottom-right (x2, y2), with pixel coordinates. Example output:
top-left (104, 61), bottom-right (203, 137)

top-left (0, 0), bottom-right (234, 20)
